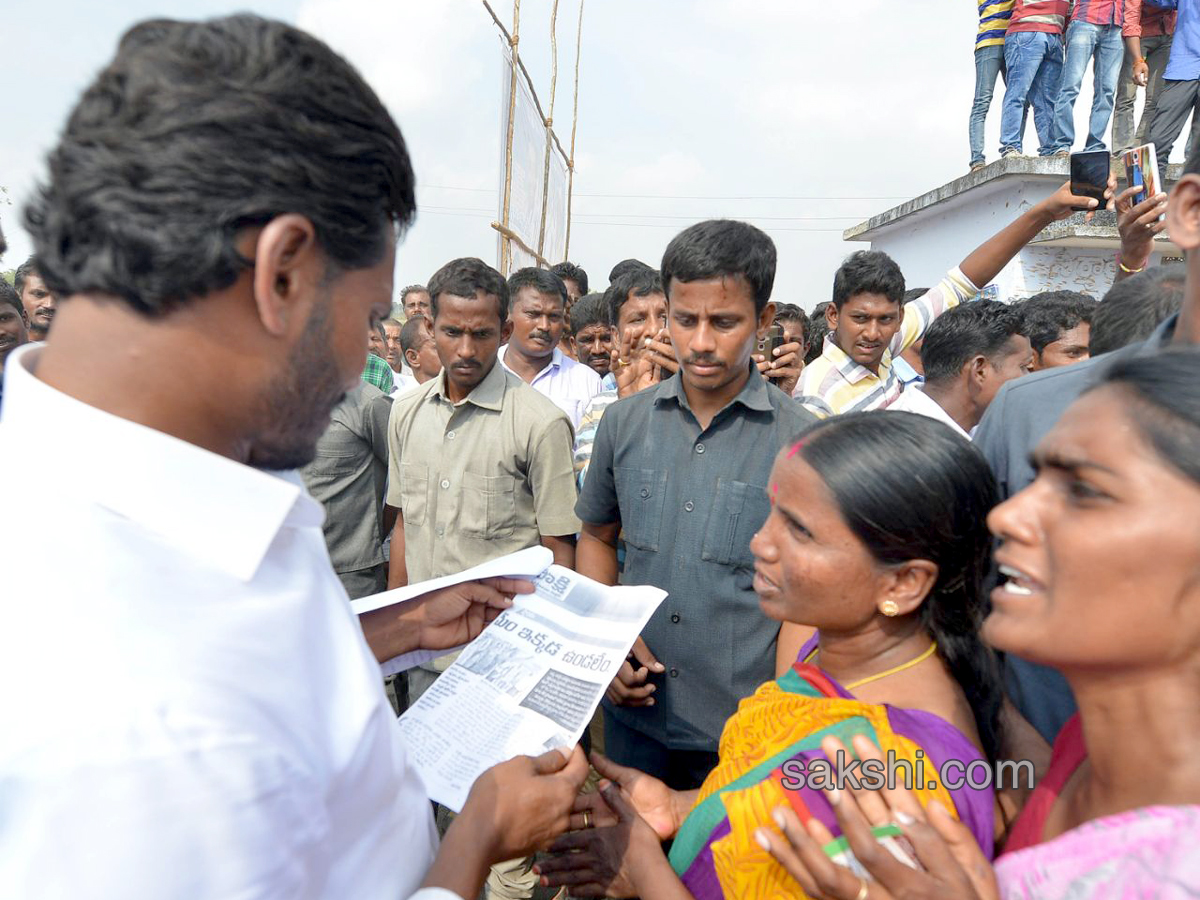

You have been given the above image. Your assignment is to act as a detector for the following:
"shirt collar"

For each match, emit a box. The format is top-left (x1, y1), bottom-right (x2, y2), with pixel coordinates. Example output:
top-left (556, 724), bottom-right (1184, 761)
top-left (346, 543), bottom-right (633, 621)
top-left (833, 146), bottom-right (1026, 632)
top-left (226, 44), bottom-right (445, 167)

top-left (822, 335), bottom-right (892, 385)
top-left (433, 355), bottom-right (508, 411)
top-left (500, 344), bottom-right (562, 383)
top-left (1, 344), bottom-right (322, 582)
top-left (653, 362), bottom-right (775, 415)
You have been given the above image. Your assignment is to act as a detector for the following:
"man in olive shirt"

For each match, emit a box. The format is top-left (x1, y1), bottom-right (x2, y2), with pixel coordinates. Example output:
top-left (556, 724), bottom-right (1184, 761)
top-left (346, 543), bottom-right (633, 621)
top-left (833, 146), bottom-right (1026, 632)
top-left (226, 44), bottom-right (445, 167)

top-left (576, 220), bottom-right (817, 789)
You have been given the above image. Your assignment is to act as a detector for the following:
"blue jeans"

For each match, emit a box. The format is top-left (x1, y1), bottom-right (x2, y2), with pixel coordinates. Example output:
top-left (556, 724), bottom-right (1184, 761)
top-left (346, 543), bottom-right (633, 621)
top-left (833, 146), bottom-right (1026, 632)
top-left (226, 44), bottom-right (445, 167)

top-left (1000, 31), bottom-right (1063, 156)
top-left (1048, 21), bottom-right (1124, 153)
top-left (970, 45), bottom-right (1006, 165)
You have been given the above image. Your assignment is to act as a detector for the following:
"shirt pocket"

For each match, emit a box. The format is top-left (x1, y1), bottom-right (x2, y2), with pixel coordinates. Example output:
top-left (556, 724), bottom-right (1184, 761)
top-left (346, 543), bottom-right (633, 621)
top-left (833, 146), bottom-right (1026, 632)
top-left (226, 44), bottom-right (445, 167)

top-left (613, 467), bottom-right (667, 552)
top-left (400, 463), bottom-right (430, 528)
top-left (461, 472), bottom-right (519, 538)
top-left (312, 433), bottom-right (363, 480)
top-left (701, 478), bottom-right (770, 569)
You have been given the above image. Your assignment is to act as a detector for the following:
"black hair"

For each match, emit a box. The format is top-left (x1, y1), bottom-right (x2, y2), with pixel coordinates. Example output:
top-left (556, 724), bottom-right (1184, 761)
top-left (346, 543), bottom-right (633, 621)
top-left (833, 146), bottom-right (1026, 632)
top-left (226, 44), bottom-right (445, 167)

top-left (1018, 291), bottom-right (1097, 354)
top-left (1097, 349), bottom-right (1200, 485)
top-left (773, 303), bottom-right (810, 353)
top-left (14, 257), bottom-right (39, 298)
top-left (399, 314), bottom-right (431, 356)
top-left (507, 267), bottom-right (568, 310)
top-left (605, 266), bottom-right (664, 328)
top-left (791, 412), bottom-right (1005, 763)
top-left (805, 302), bottom-right (832, 364)
top-left (660, 220), bottom-right (776, 314)
top-left (921, 301), bottom-right (1026, 384)
top-left (551, 261), bottom-right (589, 295)
top-left (0, 280), bottom-right (22, 315)
top-left (24, 15), bottom-right (416, 317)
top-left (1090, 265), bottom-right (1185, 356)
top-left (832, 251), bottom-right (906, 310)
top-left (400, 284), bottom-right (429, 303)
top-left (902, 287), bottom-right (930, 305)
top-left (0, 220), bottom-right (7, 259)
top-left (427, 257), bottom-right (509, 324)
top-left (569, 292), bottom-right (609, 334)
top-left (608, 259), bottom-right (650, 283)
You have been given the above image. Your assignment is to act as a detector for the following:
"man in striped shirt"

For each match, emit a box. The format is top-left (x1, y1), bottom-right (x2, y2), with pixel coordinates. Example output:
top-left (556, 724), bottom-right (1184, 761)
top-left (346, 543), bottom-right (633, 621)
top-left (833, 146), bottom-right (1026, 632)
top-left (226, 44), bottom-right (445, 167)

top-left (971, 1), bottom-right (1017, 170)
top-left (796, 181), bottom-right (1100, 417)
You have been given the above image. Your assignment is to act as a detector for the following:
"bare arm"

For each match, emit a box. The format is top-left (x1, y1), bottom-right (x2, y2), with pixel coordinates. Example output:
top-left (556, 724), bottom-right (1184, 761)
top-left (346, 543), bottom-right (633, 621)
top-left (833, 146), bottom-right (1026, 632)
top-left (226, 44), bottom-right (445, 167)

top-left (959, 183), bottom-right (1106, 289)
top-left (386, 510), bottom-right (408, 590)
top-left (577, 521), bottom-right (620, 586)
top-left (541, 533), bottom-right (577, 570)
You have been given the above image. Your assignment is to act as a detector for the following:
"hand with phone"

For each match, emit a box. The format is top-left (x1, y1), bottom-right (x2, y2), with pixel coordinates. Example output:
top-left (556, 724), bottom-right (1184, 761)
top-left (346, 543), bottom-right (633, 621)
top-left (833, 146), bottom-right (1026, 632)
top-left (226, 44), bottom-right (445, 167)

top-left (753, 325), bottom-right (804, 395)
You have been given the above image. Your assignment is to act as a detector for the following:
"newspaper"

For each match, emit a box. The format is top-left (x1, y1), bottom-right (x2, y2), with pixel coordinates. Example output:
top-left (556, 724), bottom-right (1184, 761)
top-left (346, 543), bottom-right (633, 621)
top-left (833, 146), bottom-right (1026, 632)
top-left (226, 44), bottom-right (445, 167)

top-left (397, 563), bottom-right (666, 811)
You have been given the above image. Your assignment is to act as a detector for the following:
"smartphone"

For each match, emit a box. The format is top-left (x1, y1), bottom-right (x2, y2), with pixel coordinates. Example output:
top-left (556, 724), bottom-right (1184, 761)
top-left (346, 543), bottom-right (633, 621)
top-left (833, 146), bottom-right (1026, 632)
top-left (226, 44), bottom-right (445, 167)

top-left (1069, 150), bottom-right (1110, 211)
top-left (757, 325), bottom-right (785, 381)
top-left (1123, 142), bottom-right (1162, 210)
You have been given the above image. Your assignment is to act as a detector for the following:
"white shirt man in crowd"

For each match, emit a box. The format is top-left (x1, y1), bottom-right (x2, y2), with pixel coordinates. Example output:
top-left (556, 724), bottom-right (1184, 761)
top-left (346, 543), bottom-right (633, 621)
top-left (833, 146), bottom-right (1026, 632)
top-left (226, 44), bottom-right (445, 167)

top-left (500, 266), bottom-right (602, 430)
top-left (394, 313), bottom-right (442, 396)
top-left (890, 300), bottom-right (1033, 439)
top-left (0, 16), bottom-right (588, 900)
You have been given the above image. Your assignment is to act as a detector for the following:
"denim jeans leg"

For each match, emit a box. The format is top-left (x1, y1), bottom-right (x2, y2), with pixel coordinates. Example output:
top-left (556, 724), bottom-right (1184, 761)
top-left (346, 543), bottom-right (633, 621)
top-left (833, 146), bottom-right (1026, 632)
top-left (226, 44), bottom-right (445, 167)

top-left (970, 46), bottom-right (1006, 165)
top-left (1050, 21), bottom-right (1100, 152)
top-left (1083, 26), bottom-right (1124, 152)
top-left (1000, 33), bottom-right (1046, 153)
top-left (1112, 40), bottom-right (1138, 152)
top-left (1030, 34), bottom-right (1064, 155)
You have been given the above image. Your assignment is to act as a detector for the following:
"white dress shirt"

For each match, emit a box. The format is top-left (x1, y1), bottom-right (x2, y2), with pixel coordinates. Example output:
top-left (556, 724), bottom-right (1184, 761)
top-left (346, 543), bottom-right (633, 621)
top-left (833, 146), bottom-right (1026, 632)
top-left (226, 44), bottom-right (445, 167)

top-left (0, 344), bottom-right (455, 900)
top-left (500, 344), bottom-right (603, 431)
top-left (888, 384), bottom-right (972, 440)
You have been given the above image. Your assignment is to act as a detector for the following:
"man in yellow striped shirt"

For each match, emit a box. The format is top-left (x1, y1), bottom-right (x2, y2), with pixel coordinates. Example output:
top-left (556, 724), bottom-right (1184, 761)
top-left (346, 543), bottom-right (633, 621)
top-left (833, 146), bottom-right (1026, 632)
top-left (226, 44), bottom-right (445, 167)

top-left (796, 181), bottom-right (1103, 418)
top-left (971, 0), bottom-right (1017, 170)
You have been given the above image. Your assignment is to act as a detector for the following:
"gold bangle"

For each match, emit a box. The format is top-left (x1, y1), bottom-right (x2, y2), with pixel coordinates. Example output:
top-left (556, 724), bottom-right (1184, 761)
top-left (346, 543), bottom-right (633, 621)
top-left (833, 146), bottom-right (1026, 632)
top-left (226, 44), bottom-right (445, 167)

top-left (1118, 259), bottom-right (1146, 274)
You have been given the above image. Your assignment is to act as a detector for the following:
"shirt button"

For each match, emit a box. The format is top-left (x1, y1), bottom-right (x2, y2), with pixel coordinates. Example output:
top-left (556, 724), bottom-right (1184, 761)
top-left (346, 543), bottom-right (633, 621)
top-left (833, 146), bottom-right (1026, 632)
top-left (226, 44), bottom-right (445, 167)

top-left (640, 488), bottom-right (650, 498)
top-left (440, 479), bottom-right (450, 489)
top-left (437, 526), bottom-right (445, 536)
top-left (684, 501), bottom-right (694, 512)
top-left (670, 613), bottom-right (680, 623)
top-left (447, 431), bottom-right (456, 440)
top-left (696, 443), bottom-right (706, 454)
top-left (669, 667), bottom-right (679, 678)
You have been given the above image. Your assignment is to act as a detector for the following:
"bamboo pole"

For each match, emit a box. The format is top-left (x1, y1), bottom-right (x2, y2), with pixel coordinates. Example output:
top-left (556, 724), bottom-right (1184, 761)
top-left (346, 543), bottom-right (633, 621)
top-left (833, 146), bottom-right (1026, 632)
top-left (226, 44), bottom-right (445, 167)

top-left (491, 0), bottom-right (521, 275)
top-left (564, 0), bottom-right (584, 260)
top-left (490, 220), bottom-right (550, 268)
top-left (536, 0), bottom-right (560, 259)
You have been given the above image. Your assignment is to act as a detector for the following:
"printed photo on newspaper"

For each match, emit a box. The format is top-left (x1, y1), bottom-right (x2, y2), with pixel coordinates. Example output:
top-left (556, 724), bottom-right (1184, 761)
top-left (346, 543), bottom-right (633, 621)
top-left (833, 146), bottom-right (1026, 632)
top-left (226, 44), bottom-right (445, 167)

top-left (397, 563), bottom-right (666, 811)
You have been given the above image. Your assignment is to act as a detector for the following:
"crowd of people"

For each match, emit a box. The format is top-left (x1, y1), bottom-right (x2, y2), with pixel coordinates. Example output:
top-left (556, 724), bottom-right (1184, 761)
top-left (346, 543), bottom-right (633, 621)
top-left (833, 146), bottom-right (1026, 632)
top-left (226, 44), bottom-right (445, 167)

top-left (4, 11), bottom-right (1200, 900)
top-left (969, 0), bottom-right (1199, 171)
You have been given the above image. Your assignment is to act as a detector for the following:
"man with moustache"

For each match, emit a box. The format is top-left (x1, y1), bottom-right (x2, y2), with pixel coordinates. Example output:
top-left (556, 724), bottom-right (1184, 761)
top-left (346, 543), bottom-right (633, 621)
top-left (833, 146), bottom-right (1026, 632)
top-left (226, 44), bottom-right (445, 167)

top-left (575, 220), bottom-right (816, 788)
top-left (567, 292), bottom-right (613, 379)
top-left (14, 257), bottom-right (56, 341)
top-left (500, 267), bottom-right (602, 431)
top-left (0, 282), bottom-right (29, 408)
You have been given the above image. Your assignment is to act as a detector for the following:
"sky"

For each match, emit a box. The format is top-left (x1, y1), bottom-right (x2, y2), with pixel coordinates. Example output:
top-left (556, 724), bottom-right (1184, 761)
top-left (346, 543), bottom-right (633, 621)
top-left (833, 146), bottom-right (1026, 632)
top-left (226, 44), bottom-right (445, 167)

top-left (0, 0), bottom-right (1180, 310)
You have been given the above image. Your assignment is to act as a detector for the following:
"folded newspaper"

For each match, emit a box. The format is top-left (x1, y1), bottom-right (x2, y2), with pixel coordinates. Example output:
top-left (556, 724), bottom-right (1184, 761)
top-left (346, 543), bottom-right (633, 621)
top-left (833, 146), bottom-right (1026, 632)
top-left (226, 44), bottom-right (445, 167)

top-left (356, 548), bottom-right (667, 811)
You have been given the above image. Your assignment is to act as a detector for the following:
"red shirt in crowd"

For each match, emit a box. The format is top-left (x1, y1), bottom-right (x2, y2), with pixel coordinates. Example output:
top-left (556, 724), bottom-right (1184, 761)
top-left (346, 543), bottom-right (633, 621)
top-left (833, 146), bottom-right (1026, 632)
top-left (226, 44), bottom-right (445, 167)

top-left (1007, 0), bottom-right (1071, 34)
top-left (1124, 0), bottom-right (1177, 38)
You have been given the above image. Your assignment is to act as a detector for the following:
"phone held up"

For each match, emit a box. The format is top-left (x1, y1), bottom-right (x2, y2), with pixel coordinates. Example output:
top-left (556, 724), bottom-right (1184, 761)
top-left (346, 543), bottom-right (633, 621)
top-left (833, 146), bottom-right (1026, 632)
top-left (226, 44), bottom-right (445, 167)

top-left (1123, 143), bottom-right (1165, 221)
top-left (1069, 150), bottom-right (1110, 212)
top-left (756, 324), bottom-right (785, 381)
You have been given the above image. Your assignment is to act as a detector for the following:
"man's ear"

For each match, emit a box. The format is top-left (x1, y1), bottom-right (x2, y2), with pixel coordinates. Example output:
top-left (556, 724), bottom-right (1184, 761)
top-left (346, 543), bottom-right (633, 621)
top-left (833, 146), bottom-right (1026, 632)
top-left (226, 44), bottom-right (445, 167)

top-left (501, 318), bottom-right (514, 344)
top-left (969, 354), bottom-right (990, 392)
top-left (404, 347), bottom-right (419, 369)
top-left (825, 303), bottom-right (839, 331)
top-left (757, 300), bottom-right (777, 337)
top-left (1167, 174), bottom-right (1200, 253)
top-left (250, 214), bottom-right (320, 338)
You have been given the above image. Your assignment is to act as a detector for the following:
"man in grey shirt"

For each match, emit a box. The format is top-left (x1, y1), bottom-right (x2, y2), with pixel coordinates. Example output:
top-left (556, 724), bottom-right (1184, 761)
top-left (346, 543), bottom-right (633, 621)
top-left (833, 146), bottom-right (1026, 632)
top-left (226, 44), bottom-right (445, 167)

top-left (975, 173), bottom-right (1200, 742)
top-left (576, 220), bottom-right (816, 789)
top-left (300, 381), bottom-right (393, 599)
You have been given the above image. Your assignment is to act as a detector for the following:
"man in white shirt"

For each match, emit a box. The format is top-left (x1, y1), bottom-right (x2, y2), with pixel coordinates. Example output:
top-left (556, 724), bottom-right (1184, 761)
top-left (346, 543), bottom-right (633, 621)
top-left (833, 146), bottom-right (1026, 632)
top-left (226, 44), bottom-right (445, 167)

top-left (394, 314), bottom-right (441, 397)
top-left (500, 267), bottom-right (602, 430)
top-left (890, 300), bottom-right (1032, 439)
top-left (0, 15), bottom-right (587, 900)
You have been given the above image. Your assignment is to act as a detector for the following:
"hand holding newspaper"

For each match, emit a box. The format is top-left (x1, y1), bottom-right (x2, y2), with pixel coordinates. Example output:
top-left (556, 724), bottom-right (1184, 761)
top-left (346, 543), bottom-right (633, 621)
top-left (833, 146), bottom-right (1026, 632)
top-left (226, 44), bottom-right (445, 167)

top-left (355, 548), bottom-right (666, 811)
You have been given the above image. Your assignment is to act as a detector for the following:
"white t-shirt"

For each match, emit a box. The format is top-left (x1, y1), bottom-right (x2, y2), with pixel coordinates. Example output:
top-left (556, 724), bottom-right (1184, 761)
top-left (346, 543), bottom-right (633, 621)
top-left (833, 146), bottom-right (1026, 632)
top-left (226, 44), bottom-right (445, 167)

top-left (0, 344), bottom-right (451, 900)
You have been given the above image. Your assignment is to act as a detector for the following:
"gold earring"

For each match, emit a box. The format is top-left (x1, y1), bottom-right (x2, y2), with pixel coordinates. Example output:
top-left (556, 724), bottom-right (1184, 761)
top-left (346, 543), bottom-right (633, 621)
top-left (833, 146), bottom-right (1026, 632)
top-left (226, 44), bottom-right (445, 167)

top-left (880, 600), bottom-right (899, 617)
